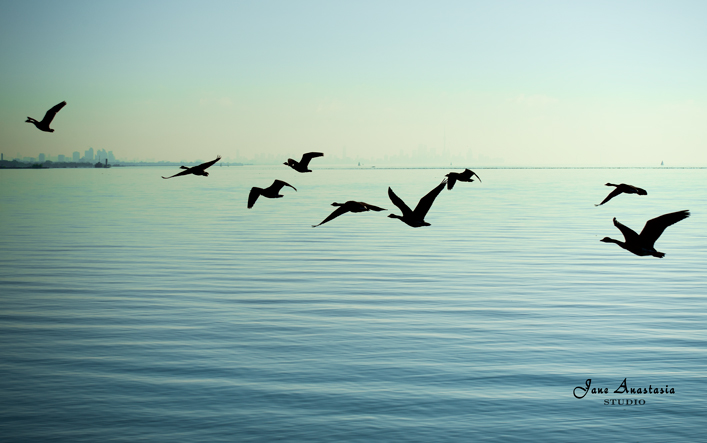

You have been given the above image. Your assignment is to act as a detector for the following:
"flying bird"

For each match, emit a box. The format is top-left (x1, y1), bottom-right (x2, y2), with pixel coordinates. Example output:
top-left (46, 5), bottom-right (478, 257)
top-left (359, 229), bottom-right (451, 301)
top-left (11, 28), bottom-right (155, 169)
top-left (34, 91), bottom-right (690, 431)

top-left (600, 210), bottom-right (690, 258)
top-left (312, 201), bottom-right (386, 227)
top-left (248, 179), bottom-right (296, 208)
top-left (596, 183), bottom-right (647, 206)
top-left (26, 101), bottom-right (66, 132)
top-left (161, 156), bottom-right (221, 179)
top-left (387, 180), bottom-right (447, 227)
top-left (284, 152), bottom-right (324, 172)
top-left (445, 169), bottom-right (481, 190)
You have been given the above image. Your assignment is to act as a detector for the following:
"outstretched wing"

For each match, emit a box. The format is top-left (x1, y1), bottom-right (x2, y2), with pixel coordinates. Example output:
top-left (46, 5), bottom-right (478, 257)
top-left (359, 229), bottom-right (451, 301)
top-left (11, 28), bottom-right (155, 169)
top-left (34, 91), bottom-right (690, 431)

top-left (41, 101), bottom-right (66, 125)
top-left (446, 174), bottom-right (458, 190)
top-left (193, 156), bottom-right (221, 172)
top-left (388, 187), bottom-right (414, 218)
top-left (639, 210), bottom-right (690, 248)
top-left (613, 217), bottom-right (640, 243)
top-left (361, 202), bottom-right (386, 211)
top-left (269, 179), bottom-right (297, 193)
top-left (596, 187), bottom-right (623, 206)
top-left (413, 180), bottom-right (446, 218)
top-left (299, 152), bottom-right (324, 167)
top-left (312, 205), bottom-right (351, 227)
top-left (631, 185), bottom-right (647, 195)
top-left (162, 168), bottom-right (193, 179)
top-left (467, 170), bottom-right (482, 182)
top-left (247, 187), bottom-right (262, 208)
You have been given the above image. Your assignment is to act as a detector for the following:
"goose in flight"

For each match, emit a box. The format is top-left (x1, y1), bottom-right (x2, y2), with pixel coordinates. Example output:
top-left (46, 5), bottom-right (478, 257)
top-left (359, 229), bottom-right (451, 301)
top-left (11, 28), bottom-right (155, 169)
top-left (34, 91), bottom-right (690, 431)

top-left (596, 183), bottom-right (647, 206)
top-left (248, 180), bottom-right (296, 208)
top-left (26, 101), bottom-right (66, 132)
top-left (284, 152), bottom-right (324, 172)
top-left (312, 201), bottom-right (386, 227)
top-left (445, 169), bottom-right (481, 190)
top-left (388, 179), bottom-right (447, 227)
top-left (161, 156), bottom-right (221, 179)
top-left (600, 210), bottom-right (690, 258)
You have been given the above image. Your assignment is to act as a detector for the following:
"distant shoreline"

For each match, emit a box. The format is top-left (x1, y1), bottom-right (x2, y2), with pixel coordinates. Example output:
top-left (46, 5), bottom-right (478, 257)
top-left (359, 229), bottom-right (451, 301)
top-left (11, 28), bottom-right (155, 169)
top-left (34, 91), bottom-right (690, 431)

top-left (0, 160), bottom-right (245, 169)
top-left (1, 160), bottom-right (702, 170)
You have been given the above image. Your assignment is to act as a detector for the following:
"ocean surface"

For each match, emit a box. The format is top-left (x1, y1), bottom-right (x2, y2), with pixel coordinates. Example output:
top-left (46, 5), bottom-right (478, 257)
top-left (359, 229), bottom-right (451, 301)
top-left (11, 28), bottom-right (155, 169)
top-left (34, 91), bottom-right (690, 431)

top-left (1, 166), bottom-right (706, 442)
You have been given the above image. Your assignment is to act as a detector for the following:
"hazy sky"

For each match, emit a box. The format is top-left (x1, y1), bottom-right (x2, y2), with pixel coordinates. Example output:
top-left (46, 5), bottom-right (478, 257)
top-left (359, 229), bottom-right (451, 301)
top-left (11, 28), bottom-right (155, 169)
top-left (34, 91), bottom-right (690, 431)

top-left (1, 0), bottom-right (705, 166)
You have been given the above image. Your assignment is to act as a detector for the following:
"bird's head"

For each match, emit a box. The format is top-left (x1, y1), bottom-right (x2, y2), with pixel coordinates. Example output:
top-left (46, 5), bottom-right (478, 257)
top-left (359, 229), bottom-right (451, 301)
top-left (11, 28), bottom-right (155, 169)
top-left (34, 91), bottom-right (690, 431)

top-left (48, 129), bottom-right (55, 133)
top-left (388, 214), bottom-right (401, 219)
top-left (600, 237), bottom-right (615, 243)
top-left (203, 171), bottom-right (209, 176)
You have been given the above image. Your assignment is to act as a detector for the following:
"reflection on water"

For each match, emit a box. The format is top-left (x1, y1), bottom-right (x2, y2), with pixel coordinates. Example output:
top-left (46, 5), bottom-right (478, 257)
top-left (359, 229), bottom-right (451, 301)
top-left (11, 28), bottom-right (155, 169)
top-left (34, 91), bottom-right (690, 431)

top-left (1, 167), bottom-right (706, 442)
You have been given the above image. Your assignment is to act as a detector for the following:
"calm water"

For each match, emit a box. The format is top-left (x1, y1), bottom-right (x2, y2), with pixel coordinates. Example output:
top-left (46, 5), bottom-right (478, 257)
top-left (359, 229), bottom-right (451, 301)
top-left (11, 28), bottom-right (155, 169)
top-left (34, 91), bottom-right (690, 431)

top-left (1, 166), bottom-right (706, 442)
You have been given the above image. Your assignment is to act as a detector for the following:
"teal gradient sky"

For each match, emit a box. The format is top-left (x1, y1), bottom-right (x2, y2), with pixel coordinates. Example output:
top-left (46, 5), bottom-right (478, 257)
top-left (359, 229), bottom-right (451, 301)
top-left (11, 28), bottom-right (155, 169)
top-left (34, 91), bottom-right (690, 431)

top-left (1, 1), bottom-right (705, 166)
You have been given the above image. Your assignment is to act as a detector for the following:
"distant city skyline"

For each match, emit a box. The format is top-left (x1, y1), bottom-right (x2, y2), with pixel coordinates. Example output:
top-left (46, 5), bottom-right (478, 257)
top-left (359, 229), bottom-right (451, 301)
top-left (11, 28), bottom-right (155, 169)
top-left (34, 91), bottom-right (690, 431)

top-left (2, 145), bottom-right (504, 167)
top-left (1, 1), bottom-right (705, 167)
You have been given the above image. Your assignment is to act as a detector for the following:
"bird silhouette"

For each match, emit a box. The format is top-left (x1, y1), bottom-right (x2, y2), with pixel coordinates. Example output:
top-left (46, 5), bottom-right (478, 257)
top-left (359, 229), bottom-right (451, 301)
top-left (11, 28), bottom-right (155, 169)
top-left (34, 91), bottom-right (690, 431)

top-left (600, 210), bottom-right (690, 258)
top-left (284, 152), bottom-right (324, 172)
top-left (312, 201), bottom-right (386, 227)
top-left (162, 156), bottom-right (221, 179)
top-left (26, 101), bottom-right (66, 132)
top-left (445, 169), bottom-right (481, 190)
top-left (387, 180), bottom-right (447, 227)
top-left (596, 183), bottom-right (647, 206)
top-left (248, 180), bottom-right (297, 208)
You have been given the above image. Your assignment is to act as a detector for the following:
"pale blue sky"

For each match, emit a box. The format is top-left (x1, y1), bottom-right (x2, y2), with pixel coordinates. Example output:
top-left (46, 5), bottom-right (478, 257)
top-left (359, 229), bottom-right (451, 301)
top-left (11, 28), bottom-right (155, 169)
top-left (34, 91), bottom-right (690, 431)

top-left (1, 1), bottom-right (705, 165)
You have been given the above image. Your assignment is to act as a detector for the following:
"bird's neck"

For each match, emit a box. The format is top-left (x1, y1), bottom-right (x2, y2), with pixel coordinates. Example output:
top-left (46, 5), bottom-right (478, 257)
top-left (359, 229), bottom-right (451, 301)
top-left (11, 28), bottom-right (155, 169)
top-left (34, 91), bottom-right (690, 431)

top-left (606, 238), bottom-right (625, 247)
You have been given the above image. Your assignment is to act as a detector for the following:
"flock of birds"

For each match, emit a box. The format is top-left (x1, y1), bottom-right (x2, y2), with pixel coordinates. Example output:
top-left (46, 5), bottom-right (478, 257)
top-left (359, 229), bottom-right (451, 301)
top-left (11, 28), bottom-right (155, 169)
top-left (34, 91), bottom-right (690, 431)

top-left (160, 151), bottom-right (481, 229)
top-left (28, 101), bottom-right (691, 258)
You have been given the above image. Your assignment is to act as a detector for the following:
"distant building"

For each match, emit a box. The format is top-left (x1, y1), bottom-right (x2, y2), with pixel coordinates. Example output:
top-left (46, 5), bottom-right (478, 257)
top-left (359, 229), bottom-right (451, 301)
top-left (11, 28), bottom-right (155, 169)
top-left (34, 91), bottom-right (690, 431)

top-left (108, 151), bottom-right (116, 162)
top-left (58, 154), bottom-right (65, 162)
top-left (38, 153), bottom-right (46, 163)
top-left (96, 148), bottom-right (111, 163)
top-left (84, 147), bottom-right (94, 162)
top-left (73, 151), bottom-right (80, 162)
